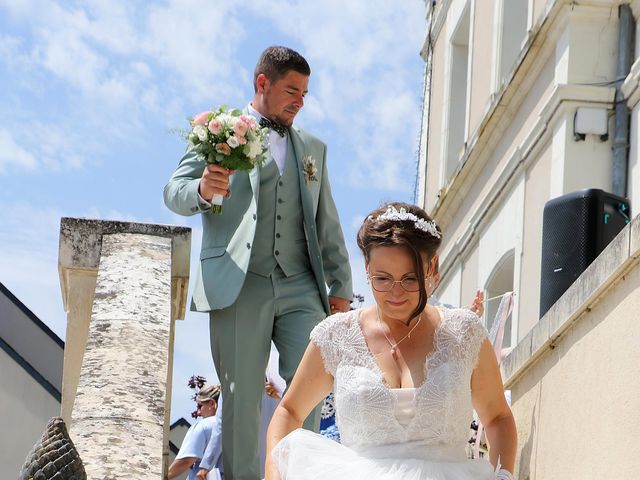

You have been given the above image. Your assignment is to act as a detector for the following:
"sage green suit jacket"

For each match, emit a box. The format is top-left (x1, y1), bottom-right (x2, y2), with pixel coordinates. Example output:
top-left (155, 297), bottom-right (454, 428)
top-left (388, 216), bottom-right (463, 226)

top-left (164, 123), bottom-right (353, 314)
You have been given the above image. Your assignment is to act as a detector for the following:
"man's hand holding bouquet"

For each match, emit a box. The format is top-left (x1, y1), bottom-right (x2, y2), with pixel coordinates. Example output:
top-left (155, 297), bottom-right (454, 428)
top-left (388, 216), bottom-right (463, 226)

top-left (187, 106), bottom-right (268, 214)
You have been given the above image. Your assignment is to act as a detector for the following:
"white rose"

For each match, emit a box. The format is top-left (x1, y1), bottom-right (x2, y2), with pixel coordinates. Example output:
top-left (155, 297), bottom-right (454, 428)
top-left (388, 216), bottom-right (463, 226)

top-left (193, 125), bottom-right (208, 142)
top-left (246, 139), bottom-right (262, 159)
top-left (220, 113), bottom-right (234, 128)
top-left (227, 135), bottom-right (240, 148)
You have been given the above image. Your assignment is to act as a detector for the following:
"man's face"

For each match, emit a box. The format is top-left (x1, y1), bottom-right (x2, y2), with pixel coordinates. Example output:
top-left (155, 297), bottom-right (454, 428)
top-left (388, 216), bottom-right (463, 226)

top-left (259, 70), bottom-right (309, 126)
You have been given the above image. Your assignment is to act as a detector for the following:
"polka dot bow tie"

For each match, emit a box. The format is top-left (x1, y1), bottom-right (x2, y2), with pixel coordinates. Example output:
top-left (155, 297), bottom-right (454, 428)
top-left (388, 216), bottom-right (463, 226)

top-left (259, 117), bottom-right (287, 137)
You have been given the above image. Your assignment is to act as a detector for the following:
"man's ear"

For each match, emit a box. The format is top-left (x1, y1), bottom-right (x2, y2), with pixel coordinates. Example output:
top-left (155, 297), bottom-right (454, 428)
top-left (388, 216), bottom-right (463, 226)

top-left (256, 73), bottom-right (268, 94)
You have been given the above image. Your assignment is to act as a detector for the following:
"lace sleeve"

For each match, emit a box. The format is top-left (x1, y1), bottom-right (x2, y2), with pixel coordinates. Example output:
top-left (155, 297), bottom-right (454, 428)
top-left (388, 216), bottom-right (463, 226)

top-left (446, 308), bottom-right (489, 371)
top-left (309, 312), bottom-right (348, 376)
top-left (462, 309), bottom-right (489, 371)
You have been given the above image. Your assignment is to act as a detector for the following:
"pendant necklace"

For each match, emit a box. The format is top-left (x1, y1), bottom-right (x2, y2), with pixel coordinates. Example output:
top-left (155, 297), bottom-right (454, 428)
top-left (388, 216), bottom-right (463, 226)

top-left (375, 305), bottom-right (423, 356)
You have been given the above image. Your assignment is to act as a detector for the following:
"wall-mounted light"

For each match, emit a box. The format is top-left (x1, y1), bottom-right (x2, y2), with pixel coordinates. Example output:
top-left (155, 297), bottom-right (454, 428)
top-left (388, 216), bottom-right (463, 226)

top-left (573, 107), bottom-right (609, 141)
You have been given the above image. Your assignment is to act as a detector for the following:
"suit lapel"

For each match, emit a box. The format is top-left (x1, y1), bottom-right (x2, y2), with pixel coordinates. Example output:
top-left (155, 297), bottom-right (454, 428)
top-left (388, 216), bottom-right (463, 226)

top-left (289, 128), bottom-right (315, 224)
top-left (249, 161), bottom-right (260, 201)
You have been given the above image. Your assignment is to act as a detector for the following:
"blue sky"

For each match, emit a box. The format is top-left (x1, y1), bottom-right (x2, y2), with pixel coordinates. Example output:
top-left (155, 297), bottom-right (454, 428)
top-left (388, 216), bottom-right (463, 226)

top-left (0, 0), bottom-right (426, 422)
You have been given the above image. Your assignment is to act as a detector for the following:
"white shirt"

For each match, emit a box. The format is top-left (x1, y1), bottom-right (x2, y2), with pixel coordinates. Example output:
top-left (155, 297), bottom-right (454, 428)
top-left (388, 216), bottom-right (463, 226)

top-left (176, 415), bottom-right (219, 480)
top-left (247, 103), bottom-right (288, 175)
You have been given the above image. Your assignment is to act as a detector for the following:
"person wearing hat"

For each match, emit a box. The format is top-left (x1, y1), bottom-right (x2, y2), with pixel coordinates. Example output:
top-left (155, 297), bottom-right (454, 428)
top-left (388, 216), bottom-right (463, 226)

top-left (169, 385), bottom-right (223, 480)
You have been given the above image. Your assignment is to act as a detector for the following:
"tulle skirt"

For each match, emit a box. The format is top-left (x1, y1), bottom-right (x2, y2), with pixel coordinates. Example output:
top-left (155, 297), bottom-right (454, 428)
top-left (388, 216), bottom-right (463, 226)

top-left (272, 429), bottom-right (496, 480)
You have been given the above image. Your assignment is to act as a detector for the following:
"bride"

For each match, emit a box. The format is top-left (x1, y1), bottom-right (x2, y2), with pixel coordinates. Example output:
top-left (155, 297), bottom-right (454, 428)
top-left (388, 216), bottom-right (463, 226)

top-left (265, 202), bottom-right (517, 480)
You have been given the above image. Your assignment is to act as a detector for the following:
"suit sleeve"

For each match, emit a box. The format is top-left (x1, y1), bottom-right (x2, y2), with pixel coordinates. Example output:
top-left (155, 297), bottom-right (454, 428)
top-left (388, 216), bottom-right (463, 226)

top-left (315, 144), bottom-right (353, 300)
top-left (163, 146), bottom-right (210, 216)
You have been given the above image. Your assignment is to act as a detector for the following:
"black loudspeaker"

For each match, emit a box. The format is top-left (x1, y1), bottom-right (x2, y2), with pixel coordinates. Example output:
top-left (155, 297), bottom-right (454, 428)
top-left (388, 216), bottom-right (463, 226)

top-left (539, 188), bottom-right (630, 318)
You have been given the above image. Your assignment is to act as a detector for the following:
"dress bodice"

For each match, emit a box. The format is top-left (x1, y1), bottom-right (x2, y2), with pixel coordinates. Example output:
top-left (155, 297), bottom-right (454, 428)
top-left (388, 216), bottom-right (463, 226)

top-left (391, 388), bottom-right (416, 427)
top-left (310, 308), bottom-right (488, 454)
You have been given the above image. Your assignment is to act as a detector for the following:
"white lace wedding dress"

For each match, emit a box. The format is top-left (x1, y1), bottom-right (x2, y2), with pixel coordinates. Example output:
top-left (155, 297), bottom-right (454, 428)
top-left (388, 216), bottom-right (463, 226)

top-left (272, 308), bottom-right (496, 479)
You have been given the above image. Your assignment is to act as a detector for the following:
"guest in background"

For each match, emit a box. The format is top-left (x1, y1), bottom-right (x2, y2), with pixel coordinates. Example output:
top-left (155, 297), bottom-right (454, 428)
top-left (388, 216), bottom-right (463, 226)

top-left (169, 385), bottom-right (222, 480)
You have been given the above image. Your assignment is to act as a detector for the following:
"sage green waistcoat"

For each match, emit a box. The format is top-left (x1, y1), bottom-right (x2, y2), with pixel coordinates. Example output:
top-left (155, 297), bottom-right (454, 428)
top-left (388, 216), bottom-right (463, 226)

top-left (247, 141), bottom-right (311, 277)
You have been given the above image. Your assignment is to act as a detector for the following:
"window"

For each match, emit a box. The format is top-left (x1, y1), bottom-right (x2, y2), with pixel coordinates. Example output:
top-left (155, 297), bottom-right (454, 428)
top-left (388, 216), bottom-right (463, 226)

top-left (443, 5), bottom-right (471, 183)
top-left (495, 0), bottom-right (529, 89)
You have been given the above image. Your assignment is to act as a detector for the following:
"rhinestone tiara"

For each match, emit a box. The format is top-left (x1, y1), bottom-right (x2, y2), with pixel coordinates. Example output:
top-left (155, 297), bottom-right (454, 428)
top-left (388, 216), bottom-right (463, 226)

top-left (368, 206), bottom-right (441, 238)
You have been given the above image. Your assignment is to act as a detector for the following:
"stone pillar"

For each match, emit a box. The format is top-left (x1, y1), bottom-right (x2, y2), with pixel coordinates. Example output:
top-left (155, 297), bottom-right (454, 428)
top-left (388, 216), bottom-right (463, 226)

top-left (58, 218), bottom-right (190, 479)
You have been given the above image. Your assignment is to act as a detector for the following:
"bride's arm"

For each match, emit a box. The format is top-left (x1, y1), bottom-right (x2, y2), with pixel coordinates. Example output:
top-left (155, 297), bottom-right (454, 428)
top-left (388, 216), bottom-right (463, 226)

top-left (471, 339), bottom-right (518, 475)
top-left (265, 341), bottom-right (334, 480)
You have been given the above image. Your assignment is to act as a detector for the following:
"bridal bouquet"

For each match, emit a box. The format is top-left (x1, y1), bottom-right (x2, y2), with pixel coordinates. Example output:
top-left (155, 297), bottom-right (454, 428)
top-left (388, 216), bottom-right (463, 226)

top-left (187, 106), bottom-right (268, 214)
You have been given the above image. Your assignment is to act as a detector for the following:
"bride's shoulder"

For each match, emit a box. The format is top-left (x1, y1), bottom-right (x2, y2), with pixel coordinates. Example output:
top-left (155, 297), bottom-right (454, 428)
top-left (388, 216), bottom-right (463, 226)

top-left (310, 309), bottom-right (357, 342)
top-left (310, 310), bottom-right (359, 375)
top-left (439, 307), bottom-right (488, 342)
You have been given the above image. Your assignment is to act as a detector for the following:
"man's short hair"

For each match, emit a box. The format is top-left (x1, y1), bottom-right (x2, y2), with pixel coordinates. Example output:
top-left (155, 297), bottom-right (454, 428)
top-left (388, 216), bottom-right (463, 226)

top-left (254, 46), bottom-right (311, 92)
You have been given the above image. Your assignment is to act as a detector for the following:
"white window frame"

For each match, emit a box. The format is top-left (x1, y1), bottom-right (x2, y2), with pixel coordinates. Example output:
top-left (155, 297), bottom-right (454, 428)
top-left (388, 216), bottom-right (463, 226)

top-left (440, 0), bottom-right (473, 188)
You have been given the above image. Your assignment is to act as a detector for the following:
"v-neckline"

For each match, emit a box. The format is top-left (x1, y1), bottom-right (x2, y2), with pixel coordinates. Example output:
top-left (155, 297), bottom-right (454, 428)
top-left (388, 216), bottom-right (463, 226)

top-left (354, 307), bottom-right (446, 391)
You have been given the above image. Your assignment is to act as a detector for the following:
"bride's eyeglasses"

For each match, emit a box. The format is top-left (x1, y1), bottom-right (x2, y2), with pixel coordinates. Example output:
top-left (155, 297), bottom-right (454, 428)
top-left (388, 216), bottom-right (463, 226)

top-left (368, 275), bottom-right (427, 292)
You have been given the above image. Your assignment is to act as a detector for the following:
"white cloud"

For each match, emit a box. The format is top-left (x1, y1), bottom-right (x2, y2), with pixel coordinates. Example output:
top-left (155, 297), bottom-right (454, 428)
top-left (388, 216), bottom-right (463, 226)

top-left (0, 129), bottom-right (37, 172)
top-left (0, 0), bottom-right (34, 18)
top-left (1, 1), bottom-right (425, 185)
top-left (142, 0), bottom-right (249, 104)
top-left (0, 121), bottom-right (97, 174)
top-left (0, 202), bottom-right (67, 336)
top-left (0, 0), bottom-right (255, 171)
top-left (0, 34), bottom-right (30, 70)
top-left (247, 0), bottom-right (426, 191)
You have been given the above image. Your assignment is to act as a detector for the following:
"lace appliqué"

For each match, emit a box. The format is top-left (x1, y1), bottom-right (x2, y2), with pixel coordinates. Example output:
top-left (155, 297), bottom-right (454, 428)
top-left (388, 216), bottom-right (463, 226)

top-left (310, 308), bottom-right (488, 451)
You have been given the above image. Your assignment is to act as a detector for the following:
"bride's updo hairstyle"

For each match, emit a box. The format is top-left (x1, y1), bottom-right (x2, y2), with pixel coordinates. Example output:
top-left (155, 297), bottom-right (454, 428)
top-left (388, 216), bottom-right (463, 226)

top-left (357, 202), bottom-right (442, 321)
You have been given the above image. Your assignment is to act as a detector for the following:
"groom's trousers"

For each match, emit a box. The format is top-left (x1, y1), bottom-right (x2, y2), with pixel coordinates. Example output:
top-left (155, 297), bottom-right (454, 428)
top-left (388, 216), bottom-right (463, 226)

top-left (209, 266), bottom-right (326, 480)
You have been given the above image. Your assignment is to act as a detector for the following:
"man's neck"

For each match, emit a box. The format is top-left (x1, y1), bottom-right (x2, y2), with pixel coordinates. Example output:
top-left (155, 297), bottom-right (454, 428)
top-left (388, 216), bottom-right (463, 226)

top-left (249, 100), bottom-right (267, 119)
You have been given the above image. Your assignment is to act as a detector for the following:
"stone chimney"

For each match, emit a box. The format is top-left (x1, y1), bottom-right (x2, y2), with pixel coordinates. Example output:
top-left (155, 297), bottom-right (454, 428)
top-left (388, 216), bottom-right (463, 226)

top-left (58, 218), bottom-right (191, 478)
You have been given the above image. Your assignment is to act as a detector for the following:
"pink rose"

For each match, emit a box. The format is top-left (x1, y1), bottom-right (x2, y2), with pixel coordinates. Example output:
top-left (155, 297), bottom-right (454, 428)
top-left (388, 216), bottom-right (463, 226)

top-left (240, 115), bottom-right (258, 129)
top-left (208, 119), bottom-right (223, 135)
top-left (192, 111), bottom-right (210, 126)
top-left (233, 119), bottom-right (248, 136)
top-left (237, 135), bottom-right (247, 145)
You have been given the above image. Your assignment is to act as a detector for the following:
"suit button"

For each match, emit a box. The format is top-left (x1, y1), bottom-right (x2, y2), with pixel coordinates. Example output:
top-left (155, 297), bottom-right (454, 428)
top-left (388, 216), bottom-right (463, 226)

top-left (246, 243), bottom-right (251, 249)
top-left (253, 214), bottom-right (257, 220)
top-left (278, 198), bottom-right (283, 204)
top-left (277, 215), bottom-right (282, 220)
top-left (276, 233), bottom-right (281, 238)
top-left (275, 250), bottom-right (280, 256)
top-left (279, 181), bottom-right (283, 186)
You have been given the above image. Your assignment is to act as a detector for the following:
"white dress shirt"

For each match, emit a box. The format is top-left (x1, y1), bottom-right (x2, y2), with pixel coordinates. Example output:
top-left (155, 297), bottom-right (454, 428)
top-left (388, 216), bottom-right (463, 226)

top-left (247, 103), bottom-right (288, 175)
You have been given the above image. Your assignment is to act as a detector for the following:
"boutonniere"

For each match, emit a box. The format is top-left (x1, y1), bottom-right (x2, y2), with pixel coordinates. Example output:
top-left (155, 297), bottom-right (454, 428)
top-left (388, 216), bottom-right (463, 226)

top-left (302, 155), bottom-right (318, 183)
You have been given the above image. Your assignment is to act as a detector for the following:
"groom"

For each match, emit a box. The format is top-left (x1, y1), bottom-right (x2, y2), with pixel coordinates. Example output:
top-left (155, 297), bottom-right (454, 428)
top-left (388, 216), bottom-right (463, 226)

top-left (164, 46), bottom-right (353, 480)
